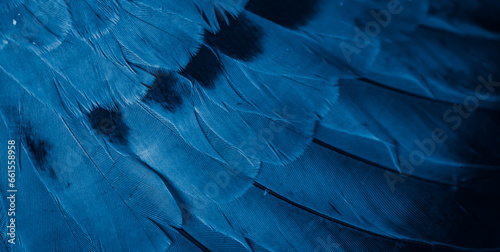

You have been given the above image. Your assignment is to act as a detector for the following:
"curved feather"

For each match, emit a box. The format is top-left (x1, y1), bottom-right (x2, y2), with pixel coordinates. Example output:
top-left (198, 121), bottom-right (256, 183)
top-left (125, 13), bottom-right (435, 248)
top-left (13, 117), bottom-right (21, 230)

top-left (0, 83), bottom-right (182, 251)
top-left (0, 0), bottom-right (70, 53)
top-left (1, 0), bottom-right (499, 251)
top-left (361, 27), bottom-right (500, 108)
top-left (317, 79), bottom-right (500, 184)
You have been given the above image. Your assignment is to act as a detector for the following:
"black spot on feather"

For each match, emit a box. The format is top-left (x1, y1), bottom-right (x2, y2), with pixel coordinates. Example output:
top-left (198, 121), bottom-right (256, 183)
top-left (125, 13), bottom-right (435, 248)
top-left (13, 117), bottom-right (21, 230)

top-left (143, 72), bottom-right (187, 112)
top-left (205, 13), bottom-right (263, 61)
top-left (22, 124), bottom-right (56, 179)
top-left (180, 46), bottom-right (224, 89)
top-left (88, 107), bottom-right (129, 145)
top-left (245, 0), bottom-right (320, 29)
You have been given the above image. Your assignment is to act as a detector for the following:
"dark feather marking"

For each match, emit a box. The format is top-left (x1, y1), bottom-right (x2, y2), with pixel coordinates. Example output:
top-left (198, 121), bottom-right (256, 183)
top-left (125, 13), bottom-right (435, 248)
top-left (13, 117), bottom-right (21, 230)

top-left (359, 78), bottom-right (468, 107)
top-left (180, 46), bottom-right (224, 89)
top-left (22, 124), bottom-right (56, 179)
top-left (253, 182), bottom-right (452, 250)
top-left (22, 126), bottom-right (48, 166)
top-left (205, 13), bottom-right (263, 61)
top-left (312, 138), bottom-right (453, 186)
top-left (143, 72), bottom-right (186, 112)
top-left (87, 107), bottom-right (129, 145)
top-left (245, 238), bottom-right (271, 252)
top-left (245, 0), bottom-right (320, 29)
top-left (172, 227), bottom-right (211, 252)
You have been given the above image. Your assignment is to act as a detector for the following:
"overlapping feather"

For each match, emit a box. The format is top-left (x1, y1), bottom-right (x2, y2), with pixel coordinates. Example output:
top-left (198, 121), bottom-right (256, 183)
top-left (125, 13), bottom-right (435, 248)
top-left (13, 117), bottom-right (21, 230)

top-left (1, 0), bottom-right (499, 251)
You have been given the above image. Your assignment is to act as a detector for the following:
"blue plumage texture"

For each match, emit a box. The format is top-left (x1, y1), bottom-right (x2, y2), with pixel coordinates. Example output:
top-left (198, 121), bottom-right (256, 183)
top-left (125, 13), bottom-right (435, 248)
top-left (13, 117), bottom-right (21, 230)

top-left (1, 0), bottom-right (500, 251)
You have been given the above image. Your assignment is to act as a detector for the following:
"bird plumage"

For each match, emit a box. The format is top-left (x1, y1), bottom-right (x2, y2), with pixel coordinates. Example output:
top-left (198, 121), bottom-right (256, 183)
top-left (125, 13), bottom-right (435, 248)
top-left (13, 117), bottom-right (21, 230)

top-left (1, 0), bottom-right (500, 251)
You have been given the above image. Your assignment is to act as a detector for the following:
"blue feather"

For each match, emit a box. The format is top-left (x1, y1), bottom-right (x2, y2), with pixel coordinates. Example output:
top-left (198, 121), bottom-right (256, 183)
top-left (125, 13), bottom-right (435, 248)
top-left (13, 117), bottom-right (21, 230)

top-left (1, 0), bottom-right (500, 251)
